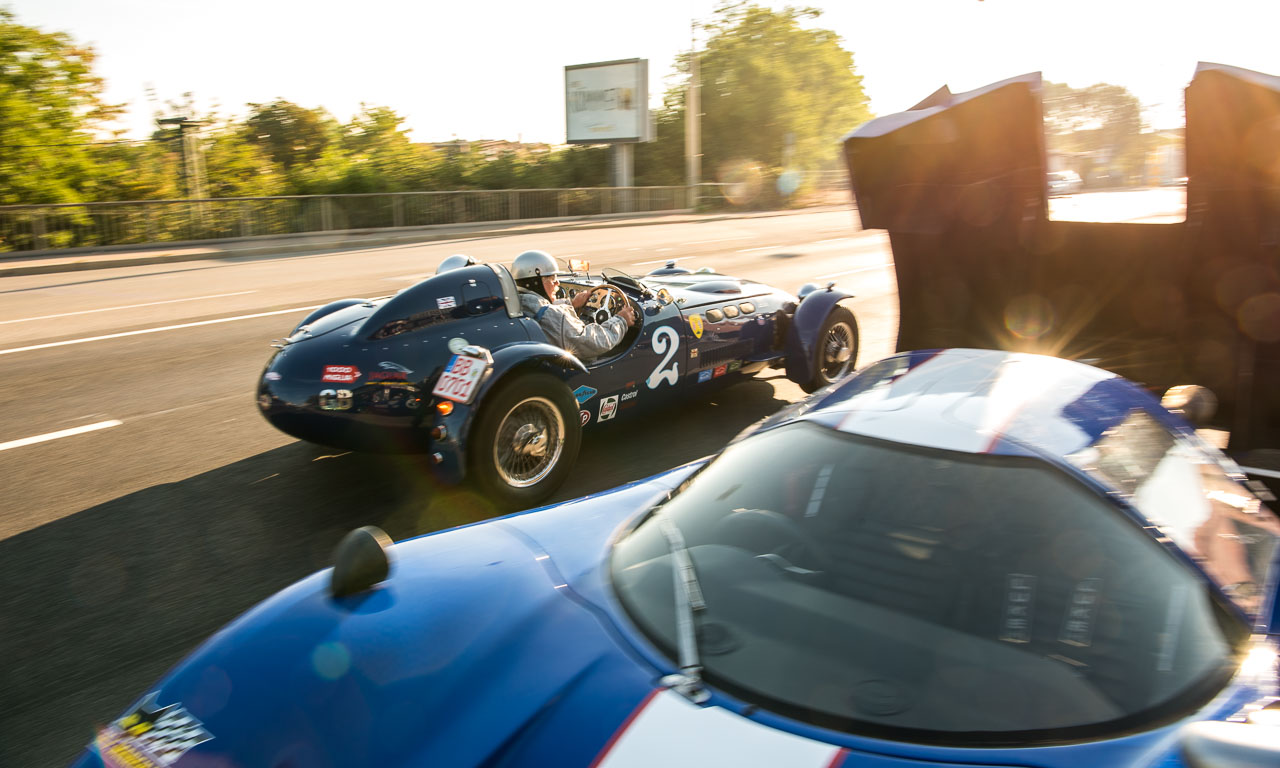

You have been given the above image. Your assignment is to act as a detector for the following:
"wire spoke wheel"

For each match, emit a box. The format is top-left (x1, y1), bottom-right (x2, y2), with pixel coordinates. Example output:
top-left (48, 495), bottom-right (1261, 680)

top-left (492, 396), bottom-right (565, 488)
top-left (819, 320), bottom-right (856, 383)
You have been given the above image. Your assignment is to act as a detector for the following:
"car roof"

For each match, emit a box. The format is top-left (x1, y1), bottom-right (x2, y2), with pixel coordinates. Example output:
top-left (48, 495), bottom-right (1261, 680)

top-left (798, 349), bottom-right (1171, 461)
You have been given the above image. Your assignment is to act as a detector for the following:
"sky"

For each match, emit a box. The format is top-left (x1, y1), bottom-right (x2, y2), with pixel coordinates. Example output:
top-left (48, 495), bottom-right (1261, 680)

top-left (8, 0), bottom-right (1280, 144)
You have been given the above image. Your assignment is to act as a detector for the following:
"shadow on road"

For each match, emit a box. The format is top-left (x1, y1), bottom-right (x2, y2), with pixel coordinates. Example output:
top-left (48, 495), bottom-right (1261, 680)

top-left (0, 376), bottom-right (794, 768)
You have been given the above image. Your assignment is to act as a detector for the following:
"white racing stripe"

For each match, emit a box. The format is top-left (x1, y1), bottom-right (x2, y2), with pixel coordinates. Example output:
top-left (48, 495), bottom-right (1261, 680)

top-left (0, 420), bottom-right (123, 452)
top-left (592, 690), bottom-right (844, 768)
top-left (0, 305), bottom-right (320, 357)
top-left (0, 291), bottom-right (257, 325)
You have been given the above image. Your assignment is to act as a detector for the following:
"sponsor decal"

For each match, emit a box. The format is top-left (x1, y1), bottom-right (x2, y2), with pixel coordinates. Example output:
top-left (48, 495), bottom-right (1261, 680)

top-left (96, 692), bottom-right (212, 768)
top-left (727, 360), bottom-right (742, 373)
top-left (689, 348), bottom-right (699, 359)
top-left (437, 296), bottom-right (457, 310)
top-left (573, 385), bottom-right (598, 404)
top-left (321, 365), bottom-right (360, 383)
top-left (264, 371), bottom-right (282, 381)
top-left (598, 395), bottom-right (619, 421)
top-left (688, 314), bottom-right (704, 339)
top-left (580, 409), bottom-right (591, 426)
top-left (646, 326), bottom-right (681, 389)
top-left (697, 369), bottom-right (713, 383)
top-left (620, 390), bottom-right (638, 402)
top-left (318, 389), bottom-right (353, 411)
top-left (713, 364), bottom-right (728, 378)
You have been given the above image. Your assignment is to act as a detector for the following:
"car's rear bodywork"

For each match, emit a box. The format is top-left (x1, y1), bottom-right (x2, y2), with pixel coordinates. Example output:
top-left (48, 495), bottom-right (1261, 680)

top-left (843, 63), bottom-right (1280, 454)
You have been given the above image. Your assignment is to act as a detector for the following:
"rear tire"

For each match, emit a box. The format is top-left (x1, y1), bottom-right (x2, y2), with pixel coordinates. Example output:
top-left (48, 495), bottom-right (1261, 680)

top-left (801, 307), bottom-right (859, 393)
top-left (469, 373), bottom-right (580, 510)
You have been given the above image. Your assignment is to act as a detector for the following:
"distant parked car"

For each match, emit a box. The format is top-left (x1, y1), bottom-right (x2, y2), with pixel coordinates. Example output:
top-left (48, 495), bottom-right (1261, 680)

top-left (1047, 169), bottom-right (1083, 195)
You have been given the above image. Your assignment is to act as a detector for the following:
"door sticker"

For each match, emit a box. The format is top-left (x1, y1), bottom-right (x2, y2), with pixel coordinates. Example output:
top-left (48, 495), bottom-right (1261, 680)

top-left (646, 326), bottom-right (680, 389)
top-left (599, 396), bottom-right (619, 421)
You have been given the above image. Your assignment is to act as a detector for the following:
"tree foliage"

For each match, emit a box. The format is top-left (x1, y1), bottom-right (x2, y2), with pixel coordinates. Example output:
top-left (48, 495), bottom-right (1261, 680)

top-left (0, 8), bottom-right (120, 205)
top-left (0, 4), bottom-right (871, 209)
top-left (1043, 81), bottom-right (1149, 185)
top-left (643, 3), bottom-right (871, 200)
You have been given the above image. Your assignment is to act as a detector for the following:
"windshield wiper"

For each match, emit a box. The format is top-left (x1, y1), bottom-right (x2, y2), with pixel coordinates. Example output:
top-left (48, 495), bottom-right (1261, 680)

top-left (657, 513), bottom-right (710, 704)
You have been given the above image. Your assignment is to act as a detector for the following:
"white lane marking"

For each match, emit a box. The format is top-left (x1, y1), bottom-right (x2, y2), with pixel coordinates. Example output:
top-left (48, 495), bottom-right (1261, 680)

top-left (678, 236), bottom-right (754, 245)
top-left (0, 420), bottom-right (123, 452)
top-left (0, 305), bottom-right (320, 357)
top-left (0, 291), bottom-right (257, 326)
top-left (735, 244), bottom-right (793, 253)
top-left (816, 263), bottom-right (893, 279)
top-left (633, 256), bottom-right (692, 267)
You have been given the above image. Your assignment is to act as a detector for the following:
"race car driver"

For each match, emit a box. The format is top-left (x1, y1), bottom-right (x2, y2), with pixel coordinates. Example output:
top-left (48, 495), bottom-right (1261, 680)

top-left (512, 249), bottom-right (636, 359)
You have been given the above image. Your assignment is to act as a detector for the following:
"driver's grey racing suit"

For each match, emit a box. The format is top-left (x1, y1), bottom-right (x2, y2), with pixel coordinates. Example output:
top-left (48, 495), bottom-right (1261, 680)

top-left (518, 289), bottom-right (628, 359)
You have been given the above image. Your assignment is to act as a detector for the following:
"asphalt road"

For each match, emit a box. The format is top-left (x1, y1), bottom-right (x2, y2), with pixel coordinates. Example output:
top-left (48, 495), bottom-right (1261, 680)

top-left (0, 205), bottom-right (900, 767)
top-left (0, 187), bottom-right (1185, 767)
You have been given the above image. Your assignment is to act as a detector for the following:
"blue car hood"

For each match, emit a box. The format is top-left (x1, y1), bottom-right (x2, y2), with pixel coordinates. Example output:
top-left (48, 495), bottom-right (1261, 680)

top-left (75, 496), bottom-right (668, 768)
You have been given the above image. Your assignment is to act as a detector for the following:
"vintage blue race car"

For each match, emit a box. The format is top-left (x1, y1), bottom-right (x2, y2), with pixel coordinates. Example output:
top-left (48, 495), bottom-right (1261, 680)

top-left (79, 350), bottom-right (1280, 768)
top-left (256, 259), bottom-right (859, 507)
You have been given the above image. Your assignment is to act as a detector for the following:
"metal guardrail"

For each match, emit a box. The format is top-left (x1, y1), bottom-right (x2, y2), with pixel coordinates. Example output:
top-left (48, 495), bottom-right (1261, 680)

top-left (0, 187), bottom-right (692, 253)
top-left (0, 173), bottom-right (851, 254)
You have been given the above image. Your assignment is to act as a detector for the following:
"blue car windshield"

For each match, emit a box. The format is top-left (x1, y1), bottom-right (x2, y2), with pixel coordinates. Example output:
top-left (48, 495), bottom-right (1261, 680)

top-left (610, 422), bottom-right (1251, 746)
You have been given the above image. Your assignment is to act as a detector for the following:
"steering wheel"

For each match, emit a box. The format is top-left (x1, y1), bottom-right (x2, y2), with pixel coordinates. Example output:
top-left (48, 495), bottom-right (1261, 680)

top-left (579, 284), bottom-right (629, 324)
top-left (713, 508), bottom-right (830, 574)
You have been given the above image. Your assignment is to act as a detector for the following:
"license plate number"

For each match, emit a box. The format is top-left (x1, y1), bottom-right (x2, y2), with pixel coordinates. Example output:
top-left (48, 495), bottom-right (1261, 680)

top-left (431, 355), bottom-right (487, 404)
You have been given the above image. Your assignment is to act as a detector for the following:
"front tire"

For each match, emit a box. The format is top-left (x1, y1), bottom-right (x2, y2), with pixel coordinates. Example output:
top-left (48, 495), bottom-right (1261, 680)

top-left (469, 373), bottom-right (581, 509)
top-left (802, 306), bottom-right (859, 393)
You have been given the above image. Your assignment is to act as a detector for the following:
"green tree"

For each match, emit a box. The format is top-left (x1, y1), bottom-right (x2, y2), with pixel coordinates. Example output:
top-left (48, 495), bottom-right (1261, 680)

top-left (244, 100), bottom-right (333, 172)
top-left (1043, 81), bottom-right (1148, 186)
top-left (654, 3), bottom-right (871, 203)
top-left (0, 8), bottom-right (121, 205)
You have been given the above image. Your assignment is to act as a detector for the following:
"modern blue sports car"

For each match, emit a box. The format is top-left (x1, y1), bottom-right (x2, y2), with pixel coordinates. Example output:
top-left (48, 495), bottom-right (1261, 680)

top-left (77, 349), bottom-right (1280, 768)
top-left (256, 259), bottom-right (858, 508)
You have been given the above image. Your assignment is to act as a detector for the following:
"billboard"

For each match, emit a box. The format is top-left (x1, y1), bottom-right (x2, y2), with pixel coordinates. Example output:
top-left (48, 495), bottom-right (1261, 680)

top-left (565, 58), bottom-right (651, 144)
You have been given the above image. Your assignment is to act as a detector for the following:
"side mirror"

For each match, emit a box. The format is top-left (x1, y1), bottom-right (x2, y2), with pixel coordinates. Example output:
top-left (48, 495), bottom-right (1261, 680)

top-left (1180, 720), bottom-right (1280, 768)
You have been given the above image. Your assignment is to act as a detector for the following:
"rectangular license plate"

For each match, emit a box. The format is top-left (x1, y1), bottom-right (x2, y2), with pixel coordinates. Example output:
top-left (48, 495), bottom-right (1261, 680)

top-left (431, 354), bottom-right (487, 404)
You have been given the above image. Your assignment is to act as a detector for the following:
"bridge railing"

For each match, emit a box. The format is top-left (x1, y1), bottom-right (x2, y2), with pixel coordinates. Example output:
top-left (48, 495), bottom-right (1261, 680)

top-left (0, 173), bottom-right (851, 254)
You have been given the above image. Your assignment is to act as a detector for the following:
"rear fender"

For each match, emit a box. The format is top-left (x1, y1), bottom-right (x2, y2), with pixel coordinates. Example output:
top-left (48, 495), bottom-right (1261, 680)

top-left (785, 288), bottom-right (856, 384)
top-left (436, 344), bottom-right (588, 470)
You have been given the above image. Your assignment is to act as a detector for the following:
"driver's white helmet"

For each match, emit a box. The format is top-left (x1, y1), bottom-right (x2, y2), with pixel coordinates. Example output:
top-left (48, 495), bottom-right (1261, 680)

top-left (436, 253), bottom-right (476, 275)
top-left (512, 250), bottom-right (558, 280)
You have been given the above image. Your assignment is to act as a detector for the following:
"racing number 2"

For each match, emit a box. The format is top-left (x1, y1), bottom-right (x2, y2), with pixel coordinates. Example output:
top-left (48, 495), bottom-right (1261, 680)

top-left (646, 326), bottom-right (680, 389)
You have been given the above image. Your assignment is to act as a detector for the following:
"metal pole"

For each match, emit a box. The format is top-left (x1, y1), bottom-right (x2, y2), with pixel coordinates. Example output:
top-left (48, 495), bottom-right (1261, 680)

top-left (685, 22), bottom-right (702, 209)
